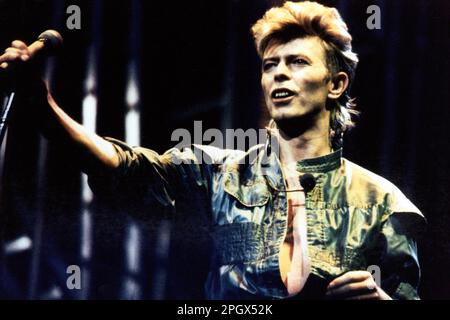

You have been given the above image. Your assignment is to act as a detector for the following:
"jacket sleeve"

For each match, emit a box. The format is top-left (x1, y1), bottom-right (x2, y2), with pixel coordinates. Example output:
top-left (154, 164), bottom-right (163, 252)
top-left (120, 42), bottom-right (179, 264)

top-left (87, 137), bottom-right (228, 217)
top-left (378, 188), bottom-right (426, 300)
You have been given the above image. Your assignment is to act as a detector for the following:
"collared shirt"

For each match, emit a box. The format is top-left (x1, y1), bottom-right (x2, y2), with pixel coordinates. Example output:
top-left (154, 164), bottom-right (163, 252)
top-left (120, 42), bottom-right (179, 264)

top-left (88, 136), bottom-right (425, 300)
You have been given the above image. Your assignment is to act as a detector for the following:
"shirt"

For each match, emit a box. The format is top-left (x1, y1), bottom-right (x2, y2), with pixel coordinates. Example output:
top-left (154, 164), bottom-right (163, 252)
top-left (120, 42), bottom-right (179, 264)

top-left (280, 164), bottom-right (310, 295)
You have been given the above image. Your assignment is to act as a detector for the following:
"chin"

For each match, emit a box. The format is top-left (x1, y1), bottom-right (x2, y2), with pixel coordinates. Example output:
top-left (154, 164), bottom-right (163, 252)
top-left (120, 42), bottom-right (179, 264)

top-left (270, 108), bottom-right (307, 122)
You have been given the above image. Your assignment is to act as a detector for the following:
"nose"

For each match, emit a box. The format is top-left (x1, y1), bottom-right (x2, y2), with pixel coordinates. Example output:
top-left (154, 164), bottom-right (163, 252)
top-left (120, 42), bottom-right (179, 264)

top-left (274, 61), bottom-right (290, 82)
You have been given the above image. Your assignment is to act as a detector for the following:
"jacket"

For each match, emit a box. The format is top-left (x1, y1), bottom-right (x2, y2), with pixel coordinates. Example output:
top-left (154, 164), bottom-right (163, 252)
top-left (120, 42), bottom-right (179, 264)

top-left (88, 135), bottom-right (425, 300)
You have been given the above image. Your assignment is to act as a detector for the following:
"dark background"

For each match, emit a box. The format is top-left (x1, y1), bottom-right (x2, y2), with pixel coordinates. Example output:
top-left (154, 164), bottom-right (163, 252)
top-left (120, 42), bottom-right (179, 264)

top-left (0, 0), bottom-right (448, 299)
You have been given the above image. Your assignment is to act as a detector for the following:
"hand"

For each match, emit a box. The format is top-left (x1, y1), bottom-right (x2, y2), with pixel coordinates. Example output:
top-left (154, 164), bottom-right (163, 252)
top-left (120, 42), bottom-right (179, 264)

top-left (0, 39), bottom-right (55, 137)
top-left (0, 39), bottom-right (44, 92)
top-left (0, 40), bottom-right (31, 70)
top-left (0, 38), bottom-right (49, 102)
top-left (326, 271), bottom-right (392, 300)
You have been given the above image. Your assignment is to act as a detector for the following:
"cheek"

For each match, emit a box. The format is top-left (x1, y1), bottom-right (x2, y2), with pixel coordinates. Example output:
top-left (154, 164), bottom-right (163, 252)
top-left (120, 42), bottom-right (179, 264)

top-left (261, 77), bottom-right (271, 99)
top-left (261, 75), bottom-right (268, 89)
top-left (296, 71), bottom-right (329, 95)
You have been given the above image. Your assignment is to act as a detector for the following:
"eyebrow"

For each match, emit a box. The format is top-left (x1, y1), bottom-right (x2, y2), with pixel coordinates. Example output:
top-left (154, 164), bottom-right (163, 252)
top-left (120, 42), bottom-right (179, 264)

top-left (262, 57), bottom-right (278, 65)
top-left (263, 53), bottom-right (312, 64)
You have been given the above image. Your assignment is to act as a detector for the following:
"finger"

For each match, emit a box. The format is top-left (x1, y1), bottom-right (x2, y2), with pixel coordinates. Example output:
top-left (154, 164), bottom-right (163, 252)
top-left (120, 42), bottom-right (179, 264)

top-left (3, 48), bottom-right (29, 61)
top-left (11, 41), bottom-right (30, 59)
top-left (327, 271), bottom-right (372, 289)
top-left (0, 50), bottom-right (29, 64)
top-left (4, 47), bottom-right (21, 53)
top-left (5, 46), bottom-right (29, 55)
top-left (345, 291), bottom-right (381, 300)
top-left (327, 278), bottom-right (376, 297)
top-left (0, 51), bottom-right (20, 64)
top-left (11, 40), bottom-right (28, 50)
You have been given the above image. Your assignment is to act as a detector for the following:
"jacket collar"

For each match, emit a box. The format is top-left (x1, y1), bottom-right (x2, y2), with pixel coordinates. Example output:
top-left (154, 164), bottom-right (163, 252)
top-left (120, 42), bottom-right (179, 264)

top-left (296, 149), bottom-right (342, 173)
top-left (259, 128), bottom-right (342, 190)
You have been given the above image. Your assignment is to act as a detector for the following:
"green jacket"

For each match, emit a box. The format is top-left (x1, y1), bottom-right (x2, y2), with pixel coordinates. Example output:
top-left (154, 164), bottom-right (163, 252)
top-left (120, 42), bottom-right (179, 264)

top-left (89, 136), bottom-right (425, 300)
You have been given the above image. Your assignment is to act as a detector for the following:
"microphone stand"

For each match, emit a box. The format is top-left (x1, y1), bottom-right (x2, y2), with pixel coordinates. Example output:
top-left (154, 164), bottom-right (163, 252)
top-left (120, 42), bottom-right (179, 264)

top-left (0, 62), bottom-right (19, 149)
top-left (0, 77), bottom-right (15, 296)
top-left (0, 90), bottom-right (16, 148)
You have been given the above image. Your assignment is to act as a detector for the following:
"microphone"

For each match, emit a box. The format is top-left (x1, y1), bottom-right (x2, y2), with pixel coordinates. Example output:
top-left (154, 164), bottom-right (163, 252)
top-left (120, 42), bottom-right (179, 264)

top-left (29, 29), bottom-right (63, 58)
top-left (300, 173), bottom-right (316, 193)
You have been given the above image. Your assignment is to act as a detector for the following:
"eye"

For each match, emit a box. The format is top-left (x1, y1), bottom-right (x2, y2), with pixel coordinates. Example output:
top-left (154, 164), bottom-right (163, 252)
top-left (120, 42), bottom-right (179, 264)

top-left (263, 61), bottom-right (276, 72)
top-left (292, 58), bottom-right (308, 65)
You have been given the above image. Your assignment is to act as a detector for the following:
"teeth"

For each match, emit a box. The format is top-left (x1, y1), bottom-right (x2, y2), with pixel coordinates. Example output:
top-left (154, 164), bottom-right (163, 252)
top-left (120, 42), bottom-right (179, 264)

top-left (274, 91), bottom-right (291, 98)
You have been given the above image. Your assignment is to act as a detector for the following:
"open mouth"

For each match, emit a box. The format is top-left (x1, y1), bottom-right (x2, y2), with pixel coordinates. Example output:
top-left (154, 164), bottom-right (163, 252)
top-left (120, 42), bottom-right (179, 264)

top-left (271, 88), bottom-right (296, 103)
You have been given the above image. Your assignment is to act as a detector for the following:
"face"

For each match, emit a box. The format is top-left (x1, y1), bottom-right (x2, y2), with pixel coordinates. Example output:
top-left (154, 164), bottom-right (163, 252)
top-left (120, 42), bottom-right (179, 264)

top-left (261, 36), bottom-right (332, 124)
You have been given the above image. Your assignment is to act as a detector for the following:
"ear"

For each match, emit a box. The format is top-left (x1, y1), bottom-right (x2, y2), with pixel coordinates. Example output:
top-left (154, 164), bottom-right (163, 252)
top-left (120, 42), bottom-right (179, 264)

top-left (327, 71), bottom-right (349, 100)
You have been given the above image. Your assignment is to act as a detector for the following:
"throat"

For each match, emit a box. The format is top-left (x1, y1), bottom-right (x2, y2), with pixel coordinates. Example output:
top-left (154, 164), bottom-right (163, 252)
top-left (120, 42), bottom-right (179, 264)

top-left (279, 135), bottom-right (332, 165)
top-left (274, 115), bottom-right (332, 163)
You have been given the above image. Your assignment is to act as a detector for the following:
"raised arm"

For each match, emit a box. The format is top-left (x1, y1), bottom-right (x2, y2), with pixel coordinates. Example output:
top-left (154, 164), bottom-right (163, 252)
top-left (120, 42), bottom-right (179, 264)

top-left (0, 39), bottom-right (119, 174)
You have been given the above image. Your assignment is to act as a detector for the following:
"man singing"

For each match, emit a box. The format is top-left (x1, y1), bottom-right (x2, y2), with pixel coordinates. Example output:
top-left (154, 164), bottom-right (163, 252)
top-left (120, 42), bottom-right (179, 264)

top-left (0, 1), bottom-right (424, 299)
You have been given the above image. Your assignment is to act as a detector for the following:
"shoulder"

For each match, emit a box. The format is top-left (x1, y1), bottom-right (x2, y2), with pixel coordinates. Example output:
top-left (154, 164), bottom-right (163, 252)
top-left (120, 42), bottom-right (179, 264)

top-left (192, 143), bottom-right (265, 169)
top-left (161, 143), bottom-right (265, 168)
top-left (342, 159), bottom-right (424, 219)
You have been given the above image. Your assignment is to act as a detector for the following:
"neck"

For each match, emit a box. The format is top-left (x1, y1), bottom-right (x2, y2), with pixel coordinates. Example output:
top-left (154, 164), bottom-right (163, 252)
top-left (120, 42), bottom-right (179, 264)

top-left (273, 113), bottom-right (332, 166)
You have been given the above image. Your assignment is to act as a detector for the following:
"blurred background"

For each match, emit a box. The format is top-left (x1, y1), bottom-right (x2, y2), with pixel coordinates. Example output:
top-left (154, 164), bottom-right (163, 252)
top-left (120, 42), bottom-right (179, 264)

top-left (0, 0), bottom-right (448, 299)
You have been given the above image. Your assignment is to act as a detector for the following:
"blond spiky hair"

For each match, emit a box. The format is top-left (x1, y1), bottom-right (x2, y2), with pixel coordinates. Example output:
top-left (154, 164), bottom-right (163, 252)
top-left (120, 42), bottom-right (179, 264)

top-left (252, 1), bottom-right (359, 149)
